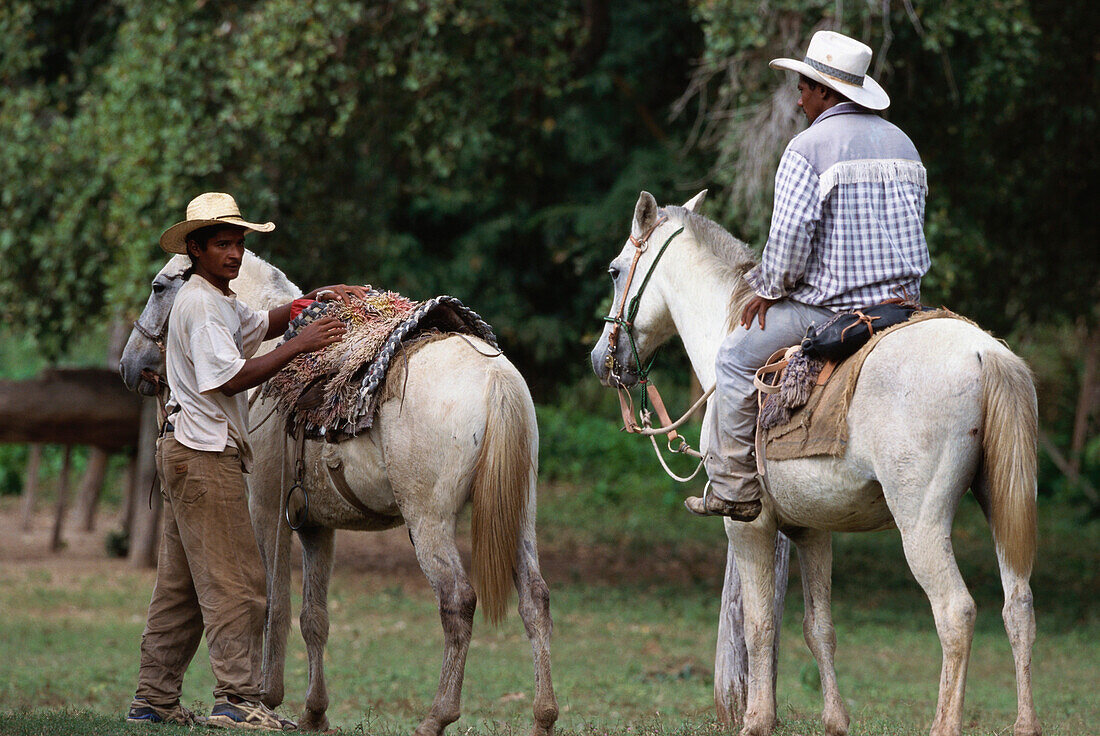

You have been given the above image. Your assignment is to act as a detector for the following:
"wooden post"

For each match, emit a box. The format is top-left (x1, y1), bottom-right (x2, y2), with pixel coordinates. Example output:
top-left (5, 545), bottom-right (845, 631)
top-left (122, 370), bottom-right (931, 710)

top-left (128, 399), bottom-right (162, 568)
top-left (74, 448), bottom-right (110, 531)
top-left (49, 446), bottom-right (73, 552)
top-left (120, 453), bottom-right (138, 536)
top-left (714, 532), bottom-right (790, 725)
top-left (19, 443), bottom-right (43, 531)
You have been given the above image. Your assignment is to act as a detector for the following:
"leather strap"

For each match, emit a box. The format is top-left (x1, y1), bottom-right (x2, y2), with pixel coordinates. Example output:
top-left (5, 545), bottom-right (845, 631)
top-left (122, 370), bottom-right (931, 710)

top-left (325, 457), bottom-right (375, 517)
top-left (816, 360), bottom-right (837, 386)
top-left (645, 384), bottom-right (680, 443)
top-left (752, 346), bottom-right (799, 478)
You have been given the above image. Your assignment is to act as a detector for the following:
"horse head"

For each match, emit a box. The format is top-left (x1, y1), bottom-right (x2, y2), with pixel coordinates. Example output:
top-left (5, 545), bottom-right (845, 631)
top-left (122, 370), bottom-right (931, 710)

top-left (590, 190), bottom-right (708, 387)
top-left (119, 255), bottom-right (190, 395)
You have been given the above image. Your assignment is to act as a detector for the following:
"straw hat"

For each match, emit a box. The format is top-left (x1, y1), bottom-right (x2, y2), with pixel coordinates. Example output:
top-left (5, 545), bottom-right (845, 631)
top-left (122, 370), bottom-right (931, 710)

top-left (159, 192), bottom-right (275, 254)
top-left (770, 30), bottom-right (890, 111)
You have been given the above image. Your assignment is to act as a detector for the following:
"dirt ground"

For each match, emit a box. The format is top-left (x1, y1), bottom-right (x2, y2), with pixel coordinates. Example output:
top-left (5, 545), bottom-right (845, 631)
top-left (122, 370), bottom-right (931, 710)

top-left (0, 500), bottom-right (726, 588)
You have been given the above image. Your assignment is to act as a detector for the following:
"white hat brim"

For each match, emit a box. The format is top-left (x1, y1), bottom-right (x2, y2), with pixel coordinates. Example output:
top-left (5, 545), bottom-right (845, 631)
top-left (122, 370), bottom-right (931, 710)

top-left (770, 57), bottom-right (890, 111)
top-left (159, 218), bottom-right (275, 254)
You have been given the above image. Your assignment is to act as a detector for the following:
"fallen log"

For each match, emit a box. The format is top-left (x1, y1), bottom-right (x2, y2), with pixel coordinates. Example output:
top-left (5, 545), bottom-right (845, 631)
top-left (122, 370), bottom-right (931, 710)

top-left (0, 368), bottom-right (140, 449)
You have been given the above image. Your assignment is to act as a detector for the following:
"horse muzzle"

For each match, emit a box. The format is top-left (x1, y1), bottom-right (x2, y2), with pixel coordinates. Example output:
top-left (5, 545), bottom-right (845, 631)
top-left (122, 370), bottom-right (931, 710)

top-left (590, 344), bottom-right (639, 389)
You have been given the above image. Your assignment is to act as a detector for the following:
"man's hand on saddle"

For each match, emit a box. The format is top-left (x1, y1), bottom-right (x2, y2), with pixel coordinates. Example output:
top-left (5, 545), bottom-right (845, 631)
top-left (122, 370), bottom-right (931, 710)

top-left (307, 284), bottom-right (370, 305)
top-left (741, 295), bottom-right (780, 329)
top-left (291, 317), bottom-right (347, 354)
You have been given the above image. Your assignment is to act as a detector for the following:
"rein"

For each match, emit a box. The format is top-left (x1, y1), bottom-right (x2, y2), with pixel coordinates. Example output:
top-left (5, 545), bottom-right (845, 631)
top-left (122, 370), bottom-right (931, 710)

top-left (132, 317), bottom-right (167, 353)
top-left (600, 215), bottom-right (709, 479)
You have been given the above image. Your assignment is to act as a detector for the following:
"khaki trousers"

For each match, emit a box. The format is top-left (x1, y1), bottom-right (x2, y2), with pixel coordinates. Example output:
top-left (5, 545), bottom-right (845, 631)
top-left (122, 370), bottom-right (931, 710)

top-left (134, 435), bottom-right (266, 706)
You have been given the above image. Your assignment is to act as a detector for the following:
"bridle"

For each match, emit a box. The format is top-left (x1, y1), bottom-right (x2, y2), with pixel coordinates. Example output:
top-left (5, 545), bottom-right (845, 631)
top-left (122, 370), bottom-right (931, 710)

top-left (132, 314), bottom-right (168, 354)
top-left (131, 277), bottom-right (181, 418)
top-left (601, 213), bottom-right (683, 385)
top-left (599, 212), bottom-right (712, 480)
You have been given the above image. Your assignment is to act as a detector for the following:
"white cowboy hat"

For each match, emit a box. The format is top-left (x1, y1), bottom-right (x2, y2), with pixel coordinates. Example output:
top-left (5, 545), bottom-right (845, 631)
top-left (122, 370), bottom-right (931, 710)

top-left (159, 192), bottom-right (275, 254)
top-left (770, 30), bottom-right (890, 111)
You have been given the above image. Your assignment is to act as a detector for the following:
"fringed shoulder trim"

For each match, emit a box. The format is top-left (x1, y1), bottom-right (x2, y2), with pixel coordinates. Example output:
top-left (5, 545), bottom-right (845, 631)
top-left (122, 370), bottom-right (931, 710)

top-left (818, 159), bottom-right (927, 201)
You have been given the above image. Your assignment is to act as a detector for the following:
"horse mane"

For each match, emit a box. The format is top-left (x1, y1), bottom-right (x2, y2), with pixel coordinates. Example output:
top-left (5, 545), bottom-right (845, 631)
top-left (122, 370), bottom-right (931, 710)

top-left (663, 205), bottom-right (759, 332)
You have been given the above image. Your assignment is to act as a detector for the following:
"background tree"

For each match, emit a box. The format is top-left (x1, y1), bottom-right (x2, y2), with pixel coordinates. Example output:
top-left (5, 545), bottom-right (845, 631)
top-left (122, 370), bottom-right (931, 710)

top-left (0, 0), bottom-right (706, 396)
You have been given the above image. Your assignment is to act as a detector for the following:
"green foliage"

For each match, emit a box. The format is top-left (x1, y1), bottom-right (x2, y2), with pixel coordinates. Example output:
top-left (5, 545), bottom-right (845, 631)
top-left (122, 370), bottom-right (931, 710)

top-left (683, 0), bottom-right (1098, 333)
top-left (0, 0), bottom-right (707, 392)
top-left (0, 445), bottom-right (27, 496)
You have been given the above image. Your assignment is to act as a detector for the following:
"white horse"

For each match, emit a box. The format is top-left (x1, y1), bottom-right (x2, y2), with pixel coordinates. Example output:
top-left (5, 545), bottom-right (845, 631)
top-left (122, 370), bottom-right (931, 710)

top-left (120, 252), bottom-right (558, 736)
top-left (590, 191), bottom-right (1040, 736)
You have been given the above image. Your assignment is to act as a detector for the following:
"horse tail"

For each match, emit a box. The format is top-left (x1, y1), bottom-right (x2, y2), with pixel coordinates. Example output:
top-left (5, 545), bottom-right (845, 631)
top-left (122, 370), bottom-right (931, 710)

top-left (980, 347), bottom-right (1038, 577)
top-left (470, 364), bottom-right (535, 625)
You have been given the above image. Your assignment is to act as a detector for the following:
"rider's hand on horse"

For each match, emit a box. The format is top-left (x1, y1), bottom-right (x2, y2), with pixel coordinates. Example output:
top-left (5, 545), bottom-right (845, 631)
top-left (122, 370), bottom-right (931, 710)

top-left (741, 295), bottom-right (779, 329)
top-left (309, 284), bottom-right (370, 305)
top-left (293, 317), bottom-right (347, 354)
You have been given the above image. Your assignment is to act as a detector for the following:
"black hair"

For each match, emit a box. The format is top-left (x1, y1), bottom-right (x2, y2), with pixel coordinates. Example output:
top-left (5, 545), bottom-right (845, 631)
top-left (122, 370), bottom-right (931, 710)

top-left (182, 224), bottom-right (245, 278)
top-left (799, 74), bottom-right (848, 102)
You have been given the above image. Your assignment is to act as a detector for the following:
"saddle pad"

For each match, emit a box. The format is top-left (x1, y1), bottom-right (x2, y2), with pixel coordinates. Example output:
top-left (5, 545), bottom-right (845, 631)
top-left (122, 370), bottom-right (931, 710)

top-left (765, 309), bottom-right (966, 462)
top-left (262, 290), bottom-right (498, 439)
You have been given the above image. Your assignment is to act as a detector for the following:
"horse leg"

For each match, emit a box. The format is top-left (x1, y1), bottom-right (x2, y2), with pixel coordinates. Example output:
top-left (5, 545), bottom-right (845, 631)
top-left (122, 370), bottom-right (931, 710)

top-left (790, 528), bottom-right (849, 736)
top-left (974, 481), bottom-right (1041, 736)
top-left (995, 555), bottom-right (1041, 736)
top-left (297, 525), bottom-right (336, 732)
top-left (727, 517), bottom-right (780, 736)
top-left (513, 529), bottom-right (558, 736)
top-left (894, 512), bottom-right (976, 736)
top-left (250, 468), bottom-right (292, 710)
top-left (407, 514), bottom-right (476, 736)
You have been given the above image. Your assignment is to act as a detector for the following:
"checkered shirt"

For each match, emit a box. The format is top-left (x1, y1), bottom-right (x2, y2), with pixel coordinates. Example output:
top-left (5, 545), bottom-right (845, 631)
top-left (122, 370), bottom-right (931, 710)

top-left (745, 118), bottom-right (930, 311)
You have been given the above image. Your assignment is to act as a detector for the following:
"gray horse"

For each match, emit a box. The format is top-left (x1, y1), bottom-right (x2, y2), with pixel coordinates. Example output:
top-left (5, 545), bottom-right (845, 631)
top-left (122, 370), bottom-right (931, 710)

top-left (120, 252), bottom-right (558, 736)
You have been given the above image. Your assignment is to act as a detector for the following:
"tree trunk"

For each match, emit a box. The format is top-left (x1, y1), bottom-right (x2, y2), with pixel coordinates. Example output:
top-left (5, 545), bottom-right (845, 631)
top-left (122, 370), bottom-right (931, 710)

top-left (19, 443), bottom-right (43, 531)
top-left (128, 399), bottom-right (162, 568)
top-left (74, 448), bottom-right (110, 531)
top-left (1071, 322), bottom-right (1100, 471)
top-left (714, 533), bottom-right (790, 726)
top-left (49, 446), bottom-right (73, 552)
top-left (0, 368), bottom-right (140, 449)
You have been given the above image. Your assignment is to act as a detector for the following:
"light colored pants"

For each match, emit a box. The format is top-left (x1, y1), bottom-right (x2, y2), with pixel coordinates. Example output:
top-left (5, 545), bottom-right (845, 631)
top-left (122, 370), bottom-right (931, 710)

top-left (134, 435), bottom-right (266, 706)
top-left (704, 299), bottom-right (834, 503)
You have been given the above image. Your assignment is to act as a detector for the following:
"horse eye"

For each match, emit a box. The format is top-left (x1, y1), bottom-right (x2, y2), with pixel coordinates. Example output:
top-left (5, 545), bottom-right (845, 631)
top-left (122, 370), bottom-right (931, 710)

top-left (609, 267), bottom-right (620, 280)
top-left (152, 282), bottom-right (165, 294)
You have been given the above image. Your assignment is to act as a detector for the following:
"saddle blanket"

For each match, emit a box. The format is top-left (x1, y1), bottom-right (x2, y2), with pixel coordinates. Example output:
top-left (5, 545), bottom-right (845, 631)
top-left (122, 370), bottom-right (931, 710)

top-left (261, 290), bottom-right (498, 440)
top-left (764, 308), bottom-right (968, 462)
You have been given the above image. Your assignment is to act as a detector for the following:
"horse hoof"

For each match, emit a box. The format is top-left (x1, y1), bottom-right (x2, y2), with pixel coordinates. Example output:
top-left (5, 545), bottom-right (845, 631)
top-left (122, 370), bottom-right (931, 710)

top-left (298, 709), bottom-right (330, 732)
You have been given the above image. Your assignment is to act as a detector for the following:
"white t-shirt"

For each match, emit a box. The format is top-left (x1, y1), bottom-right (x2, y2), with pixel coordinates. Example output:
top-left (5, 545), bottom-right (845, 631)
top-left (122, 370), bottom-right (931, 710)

top-left (165, 274), bottom-right (269, 471)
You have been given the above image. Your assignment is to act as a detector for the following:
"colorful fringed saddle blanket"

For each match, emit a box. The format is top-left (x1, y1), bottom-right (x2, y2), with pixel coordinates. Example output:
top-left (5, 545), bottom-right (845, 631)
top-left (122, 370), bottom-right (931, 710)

top-left (261, 290), bottom-right (498, 440)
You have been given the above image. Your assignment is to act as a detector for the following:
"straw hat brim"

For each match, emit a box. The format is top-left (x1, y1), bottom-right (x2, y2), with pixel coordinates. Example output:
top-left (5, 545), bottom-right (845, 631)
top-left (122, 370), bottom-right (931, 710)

top-left (159, 218), bottom-right (275, 254)
top-left (770, 57), bottom-right (890, 111)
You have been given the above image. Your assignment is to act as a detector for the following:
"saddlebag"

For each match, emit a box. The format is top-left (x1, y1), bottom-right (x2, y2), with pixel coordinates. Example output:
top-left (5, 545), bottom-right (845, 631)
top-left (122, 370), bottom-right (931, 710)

top-left (800, 301), bottom-right (931, 363)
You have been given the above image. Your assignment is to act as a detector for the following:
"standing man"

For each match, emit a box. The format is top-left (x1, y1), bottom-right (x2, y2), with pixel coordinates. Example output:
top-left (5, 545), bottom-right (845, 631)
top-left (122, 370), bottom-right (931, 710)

top-left (687, 31), bottom-right (931, 518)
top-left (126, 192), bottom-right (367, 730)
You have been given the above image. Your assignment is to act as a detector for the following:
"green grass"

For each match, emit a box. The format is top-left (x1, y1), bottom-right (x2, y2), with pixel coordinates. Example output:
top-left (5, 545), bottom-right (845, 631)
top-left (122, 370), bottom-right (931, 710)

top-left (1, 488), bottom-right (1097, 736)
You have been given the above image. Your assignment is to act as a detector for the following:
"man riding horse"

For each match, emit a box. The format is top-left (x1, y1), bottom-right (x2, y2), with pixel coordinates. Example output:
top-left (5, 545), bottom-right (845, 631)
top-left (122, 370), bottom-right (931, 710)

top-left (686, 30), bottom-right (931, 519)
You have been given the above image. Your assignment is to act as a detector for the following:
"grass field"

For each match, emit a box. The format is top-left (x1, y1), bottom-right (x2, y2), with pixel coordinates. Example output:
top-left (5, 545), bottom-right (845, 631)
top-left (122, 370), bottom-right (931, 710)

top-left (1, 474), bottom-right (1097, 736)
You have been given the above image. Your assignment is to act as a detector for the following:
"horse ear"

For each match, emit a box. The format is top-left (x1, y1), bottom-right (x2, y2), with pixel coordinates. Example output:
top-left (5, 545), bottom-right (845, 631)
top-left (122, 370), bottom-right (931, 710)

top-left (633, 191), bottom-right (659, 234)
top-left (682, 189), bottom-right (708, 212)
